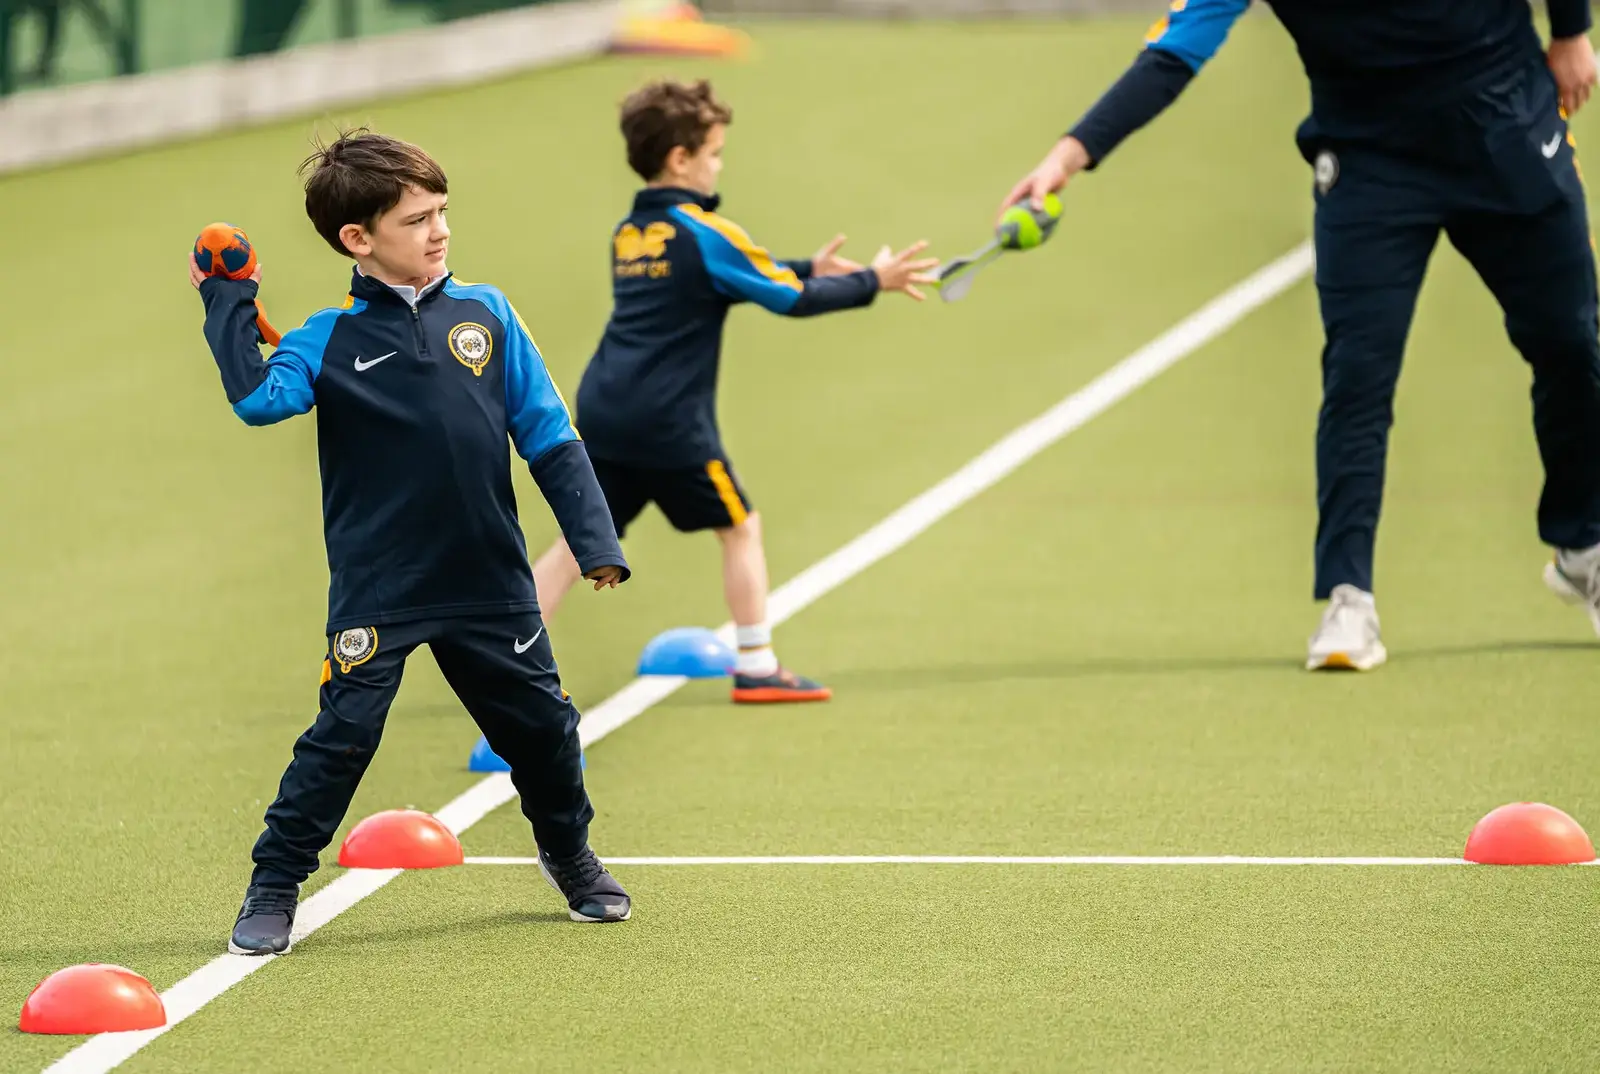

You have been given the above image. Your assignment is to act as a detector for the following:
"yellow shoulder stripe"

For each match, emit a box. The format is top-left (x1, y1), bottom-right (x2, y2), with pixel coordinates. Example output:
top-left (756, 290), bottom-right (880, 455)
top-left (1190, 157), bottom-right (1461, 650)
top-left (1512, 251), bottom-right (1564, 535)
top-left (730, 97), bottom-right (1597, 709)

top-left (676, 204), bottom-right (803, 292)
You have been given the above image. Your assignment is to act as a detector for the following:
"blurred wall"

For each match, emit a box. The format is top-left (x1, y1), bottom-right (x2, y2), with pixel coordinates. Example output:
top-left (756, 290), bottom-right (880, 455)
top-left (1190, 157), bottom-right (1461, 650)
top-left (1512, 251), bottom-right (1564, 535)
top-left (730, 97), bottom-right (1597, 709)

top-left (0, 0), bottom-right (619, 173)
top-left (0, 0), bottom-right (571, 96)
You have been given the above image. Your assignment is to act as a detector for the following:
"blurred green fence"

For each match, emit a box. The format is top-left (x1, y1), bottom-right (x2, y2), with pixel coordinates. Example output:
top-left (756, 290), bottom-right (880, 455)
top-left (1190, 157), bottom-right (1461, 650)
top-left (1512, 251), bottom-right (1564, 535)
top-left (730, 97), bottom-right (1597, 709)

top-left (0, 0), bottom-right (556, 96)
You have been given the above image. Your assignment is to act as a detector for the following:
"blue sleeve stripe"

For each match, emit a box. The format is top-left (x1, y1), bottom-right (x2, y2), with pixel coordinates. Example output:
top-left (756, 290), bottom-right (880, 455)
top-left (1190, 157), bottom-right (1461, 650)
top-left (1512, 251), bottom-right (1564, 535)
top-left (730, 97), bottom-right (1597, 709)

top-left (670, 205), bottom-right (804, 314)
top-left (231, 301), bottom-right (355, 426)
top-left (445, 279), bottom-right (579, 462)
top-left (234, 354), bottom-right (316, 425)
top-left (1143, 0), bottom-right (1248, 72)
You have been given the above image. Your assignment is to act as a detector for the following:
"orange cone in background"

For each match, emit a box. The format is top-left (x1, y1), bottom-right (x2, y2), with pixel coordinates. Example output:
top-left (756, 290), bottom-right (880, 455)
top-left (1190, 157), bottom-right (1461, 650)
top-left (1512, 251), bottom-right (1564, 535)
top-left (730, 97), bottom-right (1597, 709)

top-left (1463, 802), bottom-right (1596, 865)
top-left (608, 0), bottom-right (751, 58)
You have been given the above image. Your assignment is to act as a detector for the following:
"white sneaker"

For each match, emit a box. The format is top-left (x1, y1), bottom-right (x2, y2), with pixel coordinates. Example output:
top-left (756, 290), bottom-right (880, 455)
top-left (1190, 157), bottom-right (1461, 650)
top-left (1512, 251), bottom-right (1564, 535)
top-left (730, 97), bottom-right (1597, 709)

top-left (1306, 584), bottom-right (1388, 671)
top-left (1542, 544), bottom-right (1600, 637)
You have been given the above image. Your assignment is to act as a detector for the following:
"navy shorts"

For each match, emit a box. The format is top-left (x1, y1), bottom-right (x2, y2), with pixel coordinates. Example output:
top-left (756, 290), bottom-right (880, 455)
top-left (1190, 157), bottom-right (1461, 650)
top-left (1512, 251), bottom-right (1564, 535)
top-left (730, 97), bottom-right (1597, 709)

top-left (591, 456), bottom-right (754, 537)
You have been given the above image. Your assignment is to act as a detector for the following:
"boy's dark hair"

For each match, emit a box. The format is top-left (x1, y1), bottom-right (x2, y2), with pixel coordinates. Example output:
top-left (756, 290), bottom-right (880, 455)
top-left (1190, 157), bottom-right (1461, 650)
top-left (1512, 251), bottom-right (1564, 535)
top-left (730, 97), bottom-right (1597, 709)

top-left (619, 79), bottom-right (733, 181)
top-left (298, 129), bottom-right (448, 257)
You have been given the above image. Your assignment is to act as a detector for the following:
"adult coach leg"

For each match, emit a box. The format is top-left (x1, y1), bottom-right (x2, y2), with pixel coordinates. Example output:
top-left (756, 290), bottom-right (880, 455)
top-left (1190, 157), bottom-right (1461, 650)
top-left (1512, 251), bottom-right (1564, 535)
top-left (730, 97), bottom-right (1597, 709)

top-left (1446, 169), bottom-right (1600, 636)
top-left (431, 614), bottom-right (630, 922)
top-left (1306, 147), bottom-right (1444, 669)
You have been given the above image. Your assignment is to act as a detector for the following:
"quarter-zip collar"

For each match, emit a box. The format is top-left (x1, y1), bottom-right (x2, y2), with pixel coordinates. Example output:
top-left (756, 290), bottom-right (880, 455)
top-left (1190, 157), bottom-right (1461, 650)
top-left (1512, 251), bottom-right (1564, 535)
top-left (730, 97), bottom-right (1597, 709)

top-left (632, 186), bottom-right (720, 214)
top-left (350, 265), bottom-right (449, 308)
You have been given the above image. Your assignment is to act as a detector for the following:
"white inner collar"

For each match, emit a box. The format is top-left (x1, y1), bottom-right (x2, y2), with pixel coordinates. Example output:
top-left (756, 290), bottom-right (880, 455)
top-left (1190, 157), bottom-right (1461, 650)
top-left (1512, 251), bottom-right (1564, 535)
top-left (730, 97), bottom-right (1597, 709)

top-left (358, 265), bottom-right (444, 308)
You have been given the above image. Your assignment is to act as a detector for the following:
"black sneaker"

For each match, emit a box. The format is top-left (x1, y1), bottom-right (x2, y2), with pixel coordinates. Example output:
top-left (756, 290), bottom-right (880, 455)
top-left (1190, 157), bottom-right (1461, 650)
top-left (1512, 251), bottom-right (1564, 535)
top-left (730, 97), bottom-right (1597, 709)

top-left (228, 884), bottom-right (298, 955)
top-left (538, 847), bottom-right (631, 922)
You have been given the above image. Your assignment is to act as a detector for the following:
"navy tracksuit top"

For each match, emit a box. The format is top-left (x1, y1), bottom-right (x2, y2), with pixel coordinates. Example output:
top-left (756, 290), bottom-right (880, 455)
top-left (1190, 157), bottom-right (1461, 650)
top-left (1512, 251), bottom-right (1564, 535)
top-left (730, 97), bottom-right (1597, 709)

top-left (575, 187), bottom-right (880, 468)
top-left (199, 269), bottom-right (627, 633)
top-left (1069, 0), bottom-right (1594, 165)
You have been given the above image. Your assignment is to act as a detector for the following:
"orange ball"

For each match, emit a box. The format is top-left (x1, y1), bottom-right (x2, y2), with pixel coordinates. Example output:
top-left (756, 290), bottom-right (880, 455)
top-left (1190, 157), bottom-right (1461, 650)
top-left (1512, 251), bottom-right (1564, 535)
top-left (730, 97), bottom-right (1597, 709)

top-left (193, 222), bottom-right (257, 280)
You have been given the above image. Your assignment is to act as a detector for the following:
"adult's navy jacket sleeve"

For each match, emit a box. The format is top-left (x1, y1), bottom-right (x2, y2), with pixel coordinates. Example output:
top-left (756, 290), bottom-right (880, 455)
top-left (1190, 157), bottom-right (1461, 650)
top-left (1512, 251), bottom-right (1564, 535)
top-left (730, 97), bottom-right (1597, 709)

top-left (1068, 50), bottom-right (1196, 167)
top-left (199, 276), bottom-right (322, 426)
top-left (671, 204), bottom-right (879, 317)
top-left (486, 289), bottom-right (630, 582)
top-left (1549, 0), bottom-right (1592, 39)
top-left (1067, 0), bottom-right (1247, 168)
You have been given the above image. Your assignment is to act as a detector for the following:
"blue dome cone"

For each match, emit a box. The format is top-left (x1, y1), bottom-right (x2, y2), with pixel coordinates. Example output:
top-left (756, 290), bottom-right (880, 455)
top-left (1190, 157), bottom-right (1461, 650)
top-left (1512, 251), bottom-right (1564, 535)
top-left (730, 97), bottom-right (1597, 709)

top-left (468, 735), bottom-right (510, 772)
top-left (469, 734), bottom-right (583, 772)
top-left (637, 626), bottom-right (736, 678)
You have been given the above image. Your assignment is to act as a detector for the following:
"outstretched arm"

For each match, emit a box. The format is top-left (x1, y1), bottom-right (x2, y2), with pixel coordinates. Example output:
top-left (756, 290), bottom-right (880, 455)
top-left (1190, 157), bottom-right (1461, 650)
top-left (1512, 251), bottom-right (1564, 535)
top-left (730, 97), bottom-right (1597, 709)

top-left (998, 0), bottom-right (1249, 216)
top-left (672, 205), bottom-right (881, 316)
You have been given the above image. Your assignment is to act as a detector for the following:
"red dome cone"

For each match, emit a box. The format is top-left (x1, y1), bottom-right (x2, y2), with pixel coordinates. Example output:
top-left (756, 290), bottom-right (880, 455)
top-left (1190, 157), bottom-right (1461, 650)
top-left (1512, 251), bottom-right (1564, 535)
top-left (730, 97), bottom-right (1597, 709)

top-left (1464, 802), bottom-right (1595, 865)
top-left (19, 964), bottom-right (165, 1034)
top-left (337, 809), bottom-right (463, 869)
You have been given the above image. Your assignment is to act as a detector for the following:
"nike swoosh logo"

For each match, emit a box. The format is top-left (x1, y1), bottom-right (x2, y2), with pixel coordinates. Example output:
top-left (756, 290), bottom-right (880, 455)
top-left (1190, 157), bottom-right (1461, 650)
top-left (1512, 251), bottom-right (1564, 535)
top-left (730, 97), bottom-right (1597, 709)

top-left (1542, 133), bottom-right (1563, 159)
top-left (514, 627), bottom-right (543, 654)
top-left (354, 351), bottom-right (397, 372)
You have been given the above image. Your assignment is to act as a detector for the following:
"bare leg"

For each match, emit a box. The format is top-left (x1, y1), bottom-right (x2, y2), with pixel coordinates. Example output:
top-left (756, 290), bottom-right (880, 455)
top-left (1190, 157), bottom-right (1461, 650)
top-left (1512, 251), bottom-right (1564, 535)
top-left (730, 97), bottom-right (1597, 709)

top-left (532, 538), bottom-right (584, 622)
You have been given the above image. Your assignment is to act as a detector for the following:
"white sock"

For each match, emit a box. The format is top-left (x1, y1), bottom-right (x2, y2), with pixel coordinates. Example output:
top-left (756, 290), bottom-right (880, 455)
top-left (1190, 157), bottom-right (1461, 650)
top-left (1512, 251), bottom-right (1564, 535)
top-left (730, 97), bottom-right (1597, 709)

top-left (735, 622), bottom-right (778, 677)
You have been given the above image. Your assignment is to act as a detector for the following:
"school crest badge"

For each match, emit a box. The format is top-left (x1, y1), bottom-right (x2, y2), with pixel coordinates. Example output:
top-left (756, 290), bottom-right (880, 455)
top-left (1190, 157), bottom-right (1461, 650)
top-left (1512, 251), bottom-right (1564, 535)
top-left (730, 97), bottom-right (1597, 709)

top-left (448, 322), bottom-right (493, 376)
top-left (333, 627), bottom-right (378, 673)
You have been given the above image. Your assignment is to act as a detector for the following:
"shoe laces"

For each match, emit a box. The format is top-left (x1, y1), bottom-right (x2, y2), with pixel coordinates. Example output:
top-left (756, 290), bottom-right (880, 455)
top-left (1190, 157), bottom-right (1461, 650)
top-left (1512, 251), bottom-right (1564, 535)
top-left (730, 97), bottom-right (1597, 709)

top-left (547, 847), bottom-right (605, 888)
top-left (243, 888), bottom-right (297, 915)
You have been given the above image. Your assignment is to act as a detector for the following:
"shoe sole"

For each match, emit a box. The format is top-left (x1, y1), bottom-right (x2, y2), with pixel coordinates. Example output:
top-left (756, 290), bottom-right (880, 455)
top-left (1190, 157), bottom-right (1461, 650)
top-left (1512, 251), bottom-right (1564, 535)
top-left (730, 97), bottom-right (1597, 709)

top-left (1544, 561), bottom-right (1600, 637)
top-left (731, 687), bottom-right (833, 703)
top-left (228, 939), bottom-right (291, 956)
top-left (1306, 643), bottom-right (1387, 672)
top-left (537, 858), bottom-right (632, 923)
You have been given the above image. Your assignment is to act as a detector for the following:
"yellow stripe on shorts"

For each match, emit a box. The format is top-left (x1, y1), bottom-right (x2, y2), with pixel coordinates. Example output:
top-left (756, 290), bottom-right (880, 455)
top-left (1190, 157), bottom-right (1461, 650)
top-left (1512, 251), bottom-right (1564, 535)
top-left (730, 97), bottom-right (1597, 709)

top-left (706, 460), bottom-right (749, 527)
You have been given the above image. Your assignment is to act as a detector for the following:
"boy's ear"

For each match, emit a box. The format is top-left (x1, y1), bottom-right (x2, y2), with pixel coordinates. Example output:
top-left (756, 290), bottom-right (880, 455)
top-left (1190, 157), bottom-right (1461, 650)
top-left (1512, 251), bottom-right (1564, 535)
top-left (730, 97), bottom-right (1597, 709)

top-left (339, 223), bottom-right (372, 258)
top-left (660, 144), bottom-right (690, 178)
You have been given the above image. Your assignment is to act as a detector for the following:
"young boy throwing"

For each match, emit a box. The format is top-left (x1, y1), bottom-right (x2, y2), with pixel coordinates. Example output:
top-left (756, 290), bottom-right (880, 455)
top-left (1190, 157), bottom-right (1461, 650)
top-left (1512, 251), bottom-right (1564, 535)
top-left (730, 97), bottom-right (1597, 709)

top-left (194, 131), bottom-right (633, 955)
top-left (532, 79), bottom-right (938, 703)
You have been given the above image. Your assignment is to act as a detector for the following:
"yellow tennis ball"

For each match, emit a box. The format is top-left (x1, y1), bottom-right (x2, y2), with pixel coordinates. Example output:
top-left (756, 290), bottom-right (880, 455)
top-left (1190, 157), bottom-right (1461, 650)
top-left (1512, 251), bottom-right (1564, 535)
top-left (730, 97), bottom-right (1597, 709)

top-left (997, 193), bottom-right (1063, 251)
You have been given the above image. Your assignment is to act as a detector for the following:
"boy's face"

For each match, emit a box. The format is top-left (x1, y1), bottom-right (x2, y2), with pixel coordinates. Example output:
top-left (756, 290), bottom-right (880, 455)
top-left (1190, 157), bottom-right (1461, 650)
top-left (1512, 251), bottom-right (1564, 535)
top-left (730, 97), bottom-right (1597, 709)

top-left (671, 123), bottom-right (725, 196)
top-left (340, 185), bottom-right (450, 284)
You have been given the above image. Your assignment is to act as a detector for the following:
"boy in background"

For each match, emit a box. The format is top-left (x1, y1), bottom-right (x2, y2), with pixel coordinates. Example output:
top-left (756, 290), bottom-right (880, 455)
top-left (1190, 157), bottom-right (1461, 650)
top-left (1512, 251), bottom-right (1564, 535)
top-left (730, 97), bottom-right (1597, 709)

top-left (533, 79), bottom-right (938, 703)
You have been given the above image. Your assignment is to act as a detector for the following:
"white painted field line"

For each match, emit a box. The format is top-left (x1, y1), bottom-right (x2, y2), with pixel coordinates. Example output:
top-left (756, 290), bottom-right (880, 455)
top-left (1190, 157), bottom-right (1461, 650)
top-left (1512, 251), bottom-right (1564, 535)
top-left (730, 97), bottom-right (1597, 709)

top-left (467, 854), bottom-right (1600, 867)
top-left (45, 242), bottom-right (1313, 1074)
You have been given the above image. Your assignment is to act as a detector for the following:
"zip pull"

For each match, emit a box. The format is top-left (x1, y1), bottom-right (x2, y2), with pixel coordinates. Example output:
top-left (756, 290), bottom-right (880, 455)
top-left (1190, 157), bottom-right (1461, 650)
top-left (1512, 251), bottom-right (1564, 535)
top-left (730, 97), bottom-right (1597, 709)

top-left (410, 304), bottom-right (430, 355)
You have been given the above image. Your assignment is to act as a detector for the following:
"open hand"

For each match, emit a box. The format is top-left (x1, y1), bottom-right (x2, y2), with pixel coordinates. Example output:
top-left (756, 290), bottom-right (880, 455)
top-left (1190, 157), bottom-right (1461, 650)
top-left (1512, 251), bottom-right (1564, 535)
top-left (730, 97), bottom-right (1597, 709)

top-left (585, 565), bottom-right (624, 591)
top-left (870, 241), bottom-right (940, 301)
top-left (810, 234), bottom-right (864, 277)
top-left (997, 136), bottom-right (1091, 224)
top-left (1549, 34), bottom-right (1598, 117)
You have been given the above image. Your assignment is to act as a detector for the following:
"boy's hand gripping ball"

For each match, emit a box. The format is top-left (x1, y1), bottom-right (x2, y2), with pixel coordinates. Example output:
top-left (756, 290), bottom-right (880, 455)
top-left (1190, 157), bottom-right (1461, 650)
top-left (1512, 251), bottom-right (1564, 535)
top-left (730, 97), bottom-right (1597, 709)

top-left (193, 222), bottom-right (282, 346)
